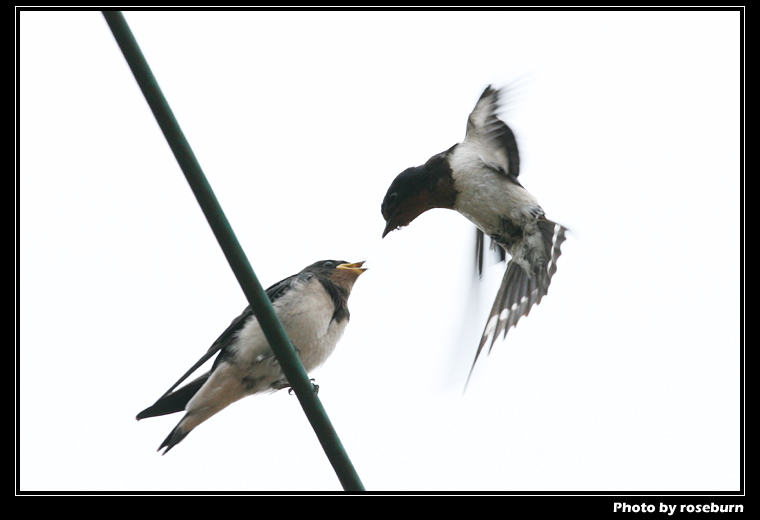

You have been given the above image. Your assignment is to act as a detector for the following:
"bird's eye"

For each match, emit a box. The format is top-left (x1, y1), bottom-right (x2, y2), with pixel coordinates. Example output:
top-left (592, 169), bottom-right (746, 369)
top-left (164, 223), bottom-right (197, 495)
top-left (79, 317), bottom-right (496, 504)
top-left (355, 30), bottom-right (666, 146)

top-left (323, 261), bottom-right (335, 268)
top-left (385, 192), bottom-right (399, 211)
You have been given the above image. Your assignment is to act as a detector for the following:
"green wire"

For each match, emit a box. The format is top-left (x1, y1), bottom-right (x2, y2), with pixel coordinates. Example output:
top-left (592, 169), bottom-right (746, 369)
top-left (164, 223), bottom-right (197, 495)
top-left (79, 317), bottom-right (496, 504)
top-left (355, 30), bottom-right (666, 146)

top-left (102, 10), bottom-right (364, 492)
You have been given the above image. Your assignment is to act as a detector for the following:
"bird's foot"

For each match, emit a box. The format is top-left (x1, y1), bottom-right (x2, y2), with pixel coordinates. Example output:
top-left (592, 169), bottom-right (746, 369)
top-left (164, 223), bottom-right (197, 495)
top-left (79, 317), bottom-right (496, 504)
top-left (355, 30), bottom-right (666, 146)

top-left (288, 379), bottom-right (319, 395)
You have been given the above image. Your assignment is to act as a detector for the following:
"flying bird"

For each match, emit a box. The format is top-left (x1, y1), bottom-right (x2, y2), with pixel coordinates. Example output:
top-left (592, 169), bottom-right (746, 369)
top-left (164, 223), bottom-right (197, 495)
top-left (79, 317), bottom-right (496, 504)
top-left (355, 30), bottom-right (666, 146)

top-left (137, 260), bottom-right (367, 454)
top-left (381, 85), bottom-right (567, 383)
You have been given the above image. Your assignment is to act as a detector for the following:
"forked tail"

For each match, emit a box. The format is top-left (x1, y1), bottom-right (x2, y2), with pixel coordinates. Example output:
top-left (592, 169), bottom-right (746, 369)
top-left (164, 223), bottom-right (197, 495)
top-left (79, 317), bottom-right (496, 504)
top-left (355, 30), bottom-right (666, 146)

top-left (465, 219), bottom-right (567, 390)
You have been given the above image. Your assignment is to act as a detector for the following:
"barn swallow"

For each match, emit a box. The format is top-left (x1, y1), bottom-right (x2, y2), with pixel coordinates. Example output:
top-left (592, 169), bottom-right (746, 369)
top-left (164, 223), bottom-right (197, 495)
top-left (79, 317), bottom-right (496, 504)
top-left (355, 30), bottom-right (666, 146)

top-left (136, 260), bottom-right (367, 454)
top-left (381, 85), bottom-right (567, 383)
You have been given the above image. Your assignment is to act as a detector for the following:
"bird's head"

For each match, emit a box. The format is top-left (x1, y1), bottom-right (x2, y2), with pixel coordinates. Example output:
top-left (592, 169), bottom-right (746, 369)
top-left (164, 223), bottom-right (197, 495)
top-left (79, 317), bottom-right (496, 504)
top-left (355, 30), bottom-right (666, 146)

top-left (312, 260), bottom-right (367, 292)
top-left (381, 155), bottom-right (457, 238)
top-left (381, 167), bottom-right (430, 238)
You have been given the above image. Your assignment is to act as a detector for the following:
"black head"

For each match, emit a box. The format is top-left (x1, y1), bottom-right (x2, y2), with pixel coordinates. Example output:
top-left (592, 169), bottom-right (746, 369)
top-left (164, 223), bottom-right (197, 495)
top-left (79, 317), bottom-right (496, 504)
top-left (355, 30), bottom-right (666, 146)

top-left (381, 152), bottom-right (457, 238)
top-left (381, 167), bottom-right (424, 221)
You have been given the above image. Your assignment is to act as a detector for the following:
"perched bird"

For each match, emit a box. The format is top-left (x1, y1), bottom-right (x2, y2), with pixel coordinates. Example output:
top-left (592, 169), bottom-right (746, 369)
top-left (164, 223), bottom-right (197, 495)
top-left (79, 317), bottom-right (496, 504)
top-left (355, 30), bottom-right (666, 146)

top-left (137, 260), bottom-right (367, 454)
top-left (381, 85), bottom-right (567, 383)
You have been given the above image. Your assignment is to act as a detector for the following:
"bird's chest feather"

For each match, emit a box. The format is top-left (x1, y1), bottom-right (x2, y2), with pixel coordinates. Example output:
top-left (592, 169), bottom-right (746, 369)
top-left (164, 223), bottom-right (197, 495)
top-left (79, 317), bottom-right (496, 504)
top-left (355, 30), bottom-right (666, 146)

top-left (449, 149), bottom-right (542, 238)
top-left (277, 281), bottom-right (347, 371)
top-left (232, 279), bottom-right (347, 374)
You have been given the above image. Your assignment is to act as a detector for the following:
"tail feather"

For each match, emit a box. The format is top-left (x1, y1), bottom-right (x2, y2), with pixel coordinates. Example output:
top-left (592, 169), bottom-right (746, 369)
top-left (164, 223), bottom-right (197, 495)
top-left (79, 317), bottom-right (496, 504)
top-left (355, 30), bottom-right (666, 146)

top-left (465, 219), bottom-right (567, 389)
top-left (159, 422), bottom-right (189, 455)
top-left (538, 218), bottom-right (566, 280)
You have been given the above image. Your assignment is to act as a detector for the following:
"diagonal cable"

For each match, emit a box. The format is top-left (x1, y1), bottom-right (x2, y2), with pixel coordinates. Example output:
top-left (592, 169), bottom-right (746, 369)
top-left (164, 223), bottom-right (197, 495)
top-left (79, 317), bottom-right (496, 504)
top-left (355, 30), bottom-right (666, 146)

top-left (102, 10), bottom-right (364, 492)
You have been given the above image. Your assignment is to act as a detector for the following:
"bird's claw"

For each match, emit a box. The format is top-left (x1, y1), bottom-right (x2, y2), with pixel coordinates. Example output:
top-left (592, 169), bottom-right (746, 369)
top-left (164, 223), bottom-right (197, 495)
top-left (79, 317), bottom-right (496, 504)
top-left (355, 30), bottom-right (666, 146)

top-left (288, 379), bottom-right (319, 395)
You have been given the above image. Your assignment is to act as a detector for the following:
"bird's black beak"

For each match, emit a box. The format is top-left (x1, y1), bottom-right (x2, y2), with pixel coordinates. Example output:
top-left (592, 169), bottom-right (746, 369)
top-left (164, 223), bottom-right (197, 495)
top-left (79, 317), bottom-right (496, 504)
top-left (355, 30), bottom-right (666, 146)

top-left (381, 189), bottom-right (431, 238)
top-left (382, 219), bottom-right (397, 238)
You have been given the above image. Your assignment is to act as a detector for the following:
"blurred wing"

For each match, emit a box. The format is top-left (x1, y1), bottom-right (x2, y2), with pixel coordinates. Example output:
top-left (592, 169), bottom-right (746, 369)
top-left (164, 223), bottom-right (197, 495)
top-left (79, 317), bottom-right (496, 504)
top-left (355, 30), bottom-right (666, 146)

top-left (475, 227), bottom-right (507, 277)
top-left (465, 85), bottom-right (520, 179)
top-left (468, 86), bottom-right (520, 278)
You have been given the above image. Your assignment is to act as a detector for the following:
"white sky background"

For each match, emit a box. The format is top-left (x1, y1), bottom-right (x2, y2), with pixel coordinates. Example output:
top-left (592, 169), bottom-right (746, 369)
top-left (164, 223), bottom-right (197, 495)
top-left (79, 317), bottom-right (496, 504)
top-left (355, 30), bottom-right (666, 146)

top-left (18, 10), bottom-right (741, 492)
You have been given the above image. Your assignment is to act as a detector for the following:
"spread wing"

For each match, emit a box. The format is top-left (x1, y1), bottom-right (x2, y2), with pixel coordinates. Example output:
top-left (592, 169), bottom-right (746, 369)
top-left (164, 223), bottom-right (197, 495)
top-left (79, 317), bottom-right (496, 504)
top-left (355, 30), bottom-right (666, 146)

top-left (468, 86), bottom-right (521, 277)
top-left (465, 85), bottom-right (520, 179)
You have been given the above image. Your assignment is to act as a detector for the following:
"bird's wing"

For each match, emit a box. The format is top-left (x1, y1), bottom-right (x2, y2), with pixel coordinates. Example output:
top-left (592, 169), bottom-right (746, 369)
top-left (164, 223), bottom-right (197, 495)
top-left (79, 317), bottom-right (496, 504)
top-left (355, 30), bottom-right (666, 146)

top-left (465, 85), bottom-right (520, 179)
top-left (136, 372), bottom-right (210, 419)
top-left (475, 228), bottom-right (507, 276)
top-left (264, 273), bottom-right (300, 304)
top-left (144, 273), bottom-right (302, 404)
top-left (468, 87), bottom-right (519, 276)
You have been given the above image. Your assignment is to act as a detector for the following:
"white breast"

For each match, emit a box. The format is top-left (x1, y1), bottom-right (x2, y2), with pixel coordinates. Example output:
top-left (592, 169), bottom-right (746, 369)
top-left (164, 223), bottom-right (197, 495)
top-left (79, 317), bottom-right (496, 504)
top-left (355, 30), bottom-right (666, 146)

top-left (179, 278), bottom-right (348, 434)
top-left (233, 277), bottom-right (347, 374)
top-left (274, 278), bottom-right (347, 371)
top-left (448, 143), bottom-right (540, 235)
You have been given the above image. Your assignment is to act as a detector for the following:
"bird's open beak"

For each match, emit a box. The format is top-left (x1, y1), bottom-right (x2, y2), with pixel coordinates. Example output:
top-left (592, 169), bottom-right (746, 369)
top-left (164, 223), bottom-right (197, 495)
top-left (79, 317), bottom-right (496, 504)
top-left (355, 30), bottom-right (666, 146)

top-left (337, 261), bottom-right (367, 275)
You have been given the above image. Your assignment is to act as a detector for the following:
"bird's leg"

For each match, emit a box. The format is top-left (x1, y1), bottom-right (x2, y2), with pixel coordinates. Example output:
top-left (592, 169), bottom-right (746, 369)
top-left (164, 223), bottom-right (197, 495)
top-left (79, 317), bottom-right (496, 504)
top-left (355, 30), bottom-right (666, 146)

top-left (268, 344), bottom-right (318, 394)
